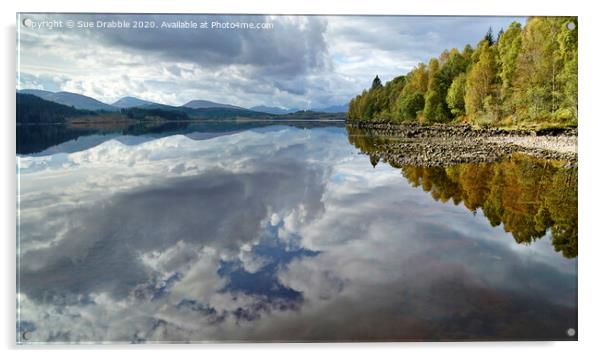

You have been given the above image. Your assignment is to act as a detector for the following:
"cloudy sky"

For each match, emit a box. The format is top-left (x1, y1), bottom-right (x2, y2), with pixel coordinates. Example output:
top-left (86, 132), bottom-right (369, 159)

top-left (17, 14), bottom-right (524, 109)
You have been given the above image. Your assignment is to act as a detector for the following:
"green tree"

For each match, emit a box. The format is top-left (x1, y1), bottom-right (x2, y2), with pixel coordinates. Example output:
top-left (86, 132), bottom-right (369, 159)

top-left (424, 58), bottom-right (450, 123)
top-left (465, 41), bottom-right (500, 124)
top-left (484, 27), bottom-right (495, 45)
top-left (348, 16), bottom-right (577, 128)
top-left (428, 48), bottom-right (470, 121)
top-left (513, 17), bottom-right (571, 123)
top-left (395, 63), bottom-right (429, 121)
top-left (398, 92), bottom-right (425, 121)
top-left (496, 21), bottom-right (523, 115)
top-left (447, 73), bottom-right (467, 117)
top-left (377, 75), bottom-right (406, 121)
top-left (555, 17), bottom-right (578, 122)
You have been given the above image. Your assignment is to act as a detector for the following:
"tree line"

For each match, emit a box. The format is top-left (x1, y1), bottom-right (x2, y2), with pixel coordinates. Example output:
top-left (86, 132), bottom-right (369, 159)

top-left (348, 17), bottom-right (577, 128)
top-left (16, 93), bottom-right (96, 124)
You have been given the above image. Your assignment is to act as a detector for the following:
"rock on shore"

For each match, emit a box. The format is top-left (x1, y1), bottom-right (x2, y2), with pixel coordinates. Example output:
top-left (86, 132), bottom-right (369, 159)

top-left (347, 121), bottom-right (577, 168)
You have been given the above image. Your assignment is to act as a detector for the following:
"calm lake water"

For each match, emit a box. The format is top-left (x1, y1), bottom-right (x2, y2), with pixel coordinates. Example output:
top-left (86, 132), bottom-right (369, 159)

top-left (17, 122), bottom-right (577, 343)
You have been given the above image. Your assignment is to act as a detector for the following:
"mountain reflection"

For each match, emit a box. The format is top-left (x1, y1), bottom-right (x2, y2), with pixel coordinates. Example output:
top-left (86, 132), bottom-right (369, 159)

top-left (348, 128), bottom-right (578, 258)
top-left (17, 121), bottom-right (346, 155)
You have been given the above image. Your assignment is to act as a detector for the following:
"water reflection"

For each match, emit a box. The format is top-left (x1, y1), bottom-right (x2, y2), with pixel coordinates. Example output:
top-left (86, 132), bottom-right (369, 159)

top-left (17, 124), bottom-right (96, 155)
top-left (348, 127), bottom-right (578, 259)
top-left (400, 158), bottom-right (577, 258)
top-left (17, 121), bottom-right (345, 155)
top-left (17, 125), bottom-right (577, 343)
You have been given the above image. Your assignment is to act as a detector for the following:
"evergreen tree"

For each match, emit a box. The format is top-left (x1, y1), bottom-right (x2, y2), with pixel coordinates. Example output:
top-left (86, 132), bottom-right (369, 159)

top-left (485, 27), bottom-right (495, 45)
top-left (371, 75), bottom-right (383, 90)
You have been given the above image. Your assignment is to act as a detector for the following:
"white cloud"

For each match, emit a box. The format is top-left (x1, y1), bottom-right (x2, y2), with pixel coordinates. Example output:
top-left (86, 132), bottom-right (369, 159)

top-left (18, 14), bottom-right (525, 108)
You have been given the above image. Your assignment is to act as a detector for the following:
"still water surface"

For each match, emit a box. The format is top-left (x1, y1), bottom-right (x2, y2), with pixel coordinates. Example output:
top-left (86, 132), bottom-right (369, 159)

top-left (17, 123), bottom-right (577, 342)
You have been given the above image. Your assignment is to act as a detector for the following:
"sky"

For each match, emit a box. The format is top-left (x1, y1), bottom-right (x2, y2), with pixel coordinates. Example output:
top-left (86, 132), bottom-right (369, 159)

top-left (17, 14), bottom-right (525, 109)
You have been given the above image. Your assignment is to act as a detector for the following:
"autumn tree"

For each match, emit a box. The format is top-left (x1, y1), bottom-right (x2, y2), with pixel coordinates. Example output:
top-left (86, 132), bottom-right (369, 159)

top-left (512, 17), bottom-right (576, 123)
top-left (465, 40), bottom-right (500, 124)
top-left (496, 21), bottom-right (523, 116)
top-left (348, 16), bottom-right (577, 128)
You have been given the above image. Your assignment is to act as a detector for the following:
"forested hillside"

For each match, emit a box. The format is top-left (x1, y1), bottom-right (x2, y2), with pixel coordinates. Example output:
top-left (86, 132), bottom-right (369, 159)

top-left (16, 93), bottom-right (96, 124)
top-left (348, 17), bottom-right (578, 128)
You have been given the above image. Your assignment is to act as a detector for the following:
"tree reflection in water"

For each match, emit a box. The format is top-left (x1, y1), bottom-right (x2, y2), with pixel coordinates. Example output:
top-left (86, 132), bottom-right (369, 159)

top-left (348, 128), bottom-right (577, 258)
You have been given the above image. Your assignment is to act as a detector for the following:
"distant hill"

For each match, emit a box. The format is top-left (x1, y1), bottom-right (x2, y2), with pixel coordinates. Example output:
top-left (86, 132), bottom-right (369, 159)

top-left (314, 103), bottom-right (348, 113)
top-left (17, 93), bottom-right (96, 124)
top-left (187, 107), bottom-right (270, 119)
top-left (119, 105), bottom-right (270, 121)
top-left (138, 103), bottom-right (183, 111)
top-left (17, 88), bottom-right (346, 123)
top-left (19, 88), bottom-right (348, 114)
top-left (18, 89), bottom-right (54, 98)
top-left (275, 110), bottom-right (346, 120)
top-left (249, 105), bottom-right (298, 115)
top-left (19, 89), bottom-right (117, 111)
top-left (251, 104), bottom-right (348, 114)
top-left (183, 99), bottom-right (244, 110)
top-left (120, 107), bottom-right (190, 121)
top-left (112, 96), bottom-right (157, 108)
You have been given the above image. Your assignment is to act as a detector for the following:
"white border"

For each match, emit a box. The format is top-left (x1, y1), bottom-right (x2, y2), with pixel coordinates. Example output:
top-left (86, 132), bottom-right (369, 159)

top-left (3, 0), bottom-right (600, 357)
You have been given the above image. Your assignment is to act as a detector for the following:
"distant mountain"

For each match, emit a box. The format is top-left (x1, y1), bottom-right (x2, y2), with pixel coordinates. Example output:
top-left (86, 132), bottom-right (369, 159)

top-left (187, 107), bottom-right (271, 119)
top-left (18, 89), bottom-right (54, 98)
top-left (112, 96), bottom-right (157, 108)
top-left (314, 103), bottom-right (348, 113)
top-left (183, 99), bottom-right (244, 110)
top-left (121, 107), bottom-right (190, 121)
top-left (17, 93), bottom-right (96, 124)
top-left (249, 105), bottom-right (298, 115)
top-left (251, 103), bottom-right (348, 114)
top-left (19, 89), bottom-right (117, 111)
top-left (275, 110), bottom-right (347, 120)
top-left (121, 104), bottom-right (271, 121)
top-left (139, 103), bottom-right (183, 111)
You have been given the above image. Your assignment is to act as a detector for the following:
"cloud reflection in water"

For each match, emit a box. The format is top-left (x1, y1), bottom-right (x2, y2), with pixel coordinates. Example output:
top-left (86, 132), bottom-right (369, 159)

top-left (17, 126), bottom-right (577, 343)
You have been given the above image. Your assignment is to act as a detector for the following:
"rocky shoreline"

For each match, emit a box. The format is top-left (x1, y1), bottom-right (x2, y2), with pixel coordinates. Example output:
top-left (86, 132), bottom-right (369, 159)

top-left (347, 121), bottom-right (577, 167)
